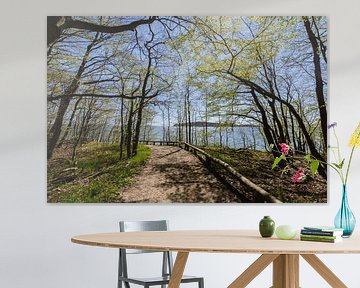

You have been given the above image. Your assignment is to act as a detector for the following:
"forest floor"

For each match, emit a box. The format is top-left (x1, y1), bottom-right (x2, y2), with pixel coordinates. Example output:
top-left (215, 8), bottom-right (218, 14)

top-left (47, 143), bottom-right (237, 203)
top-left (121, 145), bottom-right (237, 203)
top-left (47, 143), bottom-right (327, 203)
top-left (47, 143), bottom-right (151, 203)
top-left (203, 146), bottom-right (327, 203)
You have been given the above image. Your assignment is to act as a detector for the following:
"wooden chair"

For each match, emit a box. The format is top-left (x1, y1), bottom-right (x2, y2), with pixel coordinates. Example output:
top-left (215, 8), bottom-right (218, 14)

top-left (118, 220), bottom-right (204, 288)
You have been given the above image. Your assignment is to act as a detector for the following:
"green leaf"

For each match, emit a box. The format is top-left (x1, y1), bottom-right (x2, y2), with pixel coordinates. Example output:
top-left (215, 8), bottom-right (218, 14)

top-left (272, 154), bottom-right (286, 169)
top-left (332, 159), bottom-right (345, 169)
top-left (272, 157), bottom-right (281, 169)
top-left (269, 144), bottom-right (274, 149)
top-left (339, 159), bottom-right (345, 169)
top-left (332, 162), bottom-right (340, 169)
top-left (332, 160), bottom-right (344, 169)
top-left (310, 160), bottom-right (320, 175)
top-left (304, 154), bottom-right (311, 163)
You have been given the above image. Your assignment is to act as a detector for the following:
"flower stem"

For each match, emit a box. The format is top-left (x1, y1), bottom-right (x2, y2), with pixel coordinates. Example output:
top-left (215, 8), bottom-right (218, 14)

top-left (345, 145), bottom-right (356, 185)
top-left (324, 161), bottom-right (345, 183)
top-left (332, 127), bottom-right (345, 182)
top-left (333, 127), bottom-right (342, 164)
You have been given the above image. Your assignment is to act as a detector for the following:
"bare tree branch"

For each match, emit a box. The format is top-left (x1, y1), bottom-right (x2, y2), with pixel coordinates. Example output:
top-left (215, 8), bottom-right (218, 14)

top-left (47, 16), bottom-right (158, 46)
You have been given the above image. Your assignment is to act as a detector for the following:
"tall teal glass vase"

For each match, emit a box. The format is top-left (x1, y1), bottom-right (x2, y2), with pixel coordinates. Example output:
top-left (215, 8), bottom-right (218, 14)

top-left (334, 185), bottom-right (356, 237)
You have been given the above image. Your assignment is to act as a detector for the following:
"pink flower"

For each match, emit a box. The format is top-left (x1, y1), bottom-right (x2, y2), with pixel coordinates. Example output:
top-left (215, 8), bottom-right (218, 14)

top-left (292, 169), bottom-right (306, 183)
top-left (279, 143), bottom-right (290, 155)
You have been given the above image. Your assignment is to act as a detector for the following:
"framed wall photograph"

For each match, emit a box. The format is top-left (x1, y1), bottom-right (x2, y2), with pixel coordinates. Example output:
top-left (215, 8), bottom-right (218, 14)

top-left (47, 16), bottom-right (327, 203)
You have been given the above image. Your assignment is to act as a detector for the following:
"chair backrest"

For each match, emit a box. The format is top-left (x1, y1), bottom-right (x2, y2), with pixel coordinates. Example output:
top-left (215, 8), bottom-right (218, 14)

top-left (118, 220), bottom-right (173, 282)
top-left (119, 220), bottom-right (169, 254)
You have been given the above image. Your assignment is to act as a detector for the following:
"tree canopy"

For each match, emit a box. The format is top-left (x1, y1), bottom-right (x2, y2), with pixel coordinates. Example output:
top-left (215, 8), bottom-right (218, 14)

top-left (47, 16), bottom-right (327, 165)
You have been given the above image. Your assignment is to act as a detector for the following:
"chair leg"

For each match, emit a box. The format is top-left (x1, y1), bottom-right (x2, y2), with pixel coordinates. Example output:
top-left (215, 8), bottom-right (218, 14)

top-left (199, 278), bottom-right (204, 288)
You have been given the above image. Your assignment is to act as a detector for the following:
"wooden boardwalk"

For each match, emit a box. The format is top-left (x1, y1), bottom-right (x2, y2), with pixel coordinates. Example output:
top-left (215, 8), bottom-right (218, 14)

top-left (121, 145), bottom-right (238, 203)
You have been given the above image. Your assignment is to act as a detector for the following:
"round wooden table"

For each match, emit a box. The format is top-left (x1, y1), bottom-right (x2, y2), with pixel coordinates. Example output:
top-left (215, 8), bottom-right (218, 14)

top-left (72, 230), bottom-right (360, 288)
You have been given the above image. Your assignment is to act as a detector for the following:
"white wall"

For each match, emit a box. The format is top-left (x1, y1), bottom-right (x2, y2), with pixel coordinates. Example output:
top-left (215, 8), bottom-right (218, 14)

top-left (1, 0), bottom-right (360, 287)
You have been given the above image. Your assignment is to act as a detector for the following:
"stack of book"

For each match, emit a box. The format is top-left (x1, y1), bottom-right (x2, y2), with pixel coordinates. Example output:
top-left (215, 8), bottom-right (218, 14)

top-left (300, 226), bottom-right (344, 243)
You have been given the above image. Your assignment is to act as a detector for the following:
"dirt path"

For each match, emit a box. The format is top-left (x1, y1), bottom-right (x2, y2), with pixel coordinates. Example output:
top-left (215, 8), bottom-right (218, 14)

top-left (121, 145), bottom-right (238, 203)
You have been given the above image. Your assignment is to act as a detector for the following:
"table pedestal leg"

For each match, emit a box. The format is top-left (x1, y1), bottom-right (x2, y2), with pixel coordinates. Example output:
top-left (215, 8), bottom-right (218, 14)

top-left (228, 254), bottom-right (279, 288)
top-left (301, 254), bottom-right (347, 288)
top-left (168, 252), bottom-right (189, 288)
top-left (272, 254), bottom-right (299, 288)
top-left (227, 253), bottom-right (349, 288)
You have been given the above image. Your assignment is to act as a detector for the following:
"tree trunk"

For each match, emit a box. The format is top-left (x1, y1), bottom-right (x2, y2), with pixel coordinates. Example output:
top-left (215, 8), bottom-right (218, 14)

top-left (126, 100), bottom-right (134, 159)
top-left (204, 94), bottom-right (209, 146)
top-left (184, 97), bottom-right (188, 143)
top-left (268, 98), bottom-right (285, 143)
top-left (186, 92), bottom-right (192, 144)
top-left (119, 98), bottom-right (125, 160)
top-left (161, 107), bottom-right (166, 141)
top-left (290, 113), bottom-right (297, 151)
top-left (303, 16), bottom-right (327, 147)
top-left (177, 109), bottom-right (182, 142)
top-left (71, 99), bottom-right (95, 161)
top-left (167, 104), bottom-right (171, 141)
top-left (262, 64), bottom-right (286, 143)
top-left (228, 72), bottom-right (326, 177)
top-left (56, 97), bottom-right (81, 148)
top-left (280, 103), bottom-right (290, 143)
top-left (47, 34), bottom-right (98, 159)
top-left (132, 97), bottom-right (145, 156)
top-left (251, 89), bottom-right (277, 157)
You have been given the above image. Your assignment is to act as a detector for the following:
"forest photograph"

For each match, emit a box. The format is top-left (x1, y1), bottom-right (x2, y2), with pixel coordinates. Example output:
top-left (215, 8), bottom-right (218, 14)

top-left (47, 16), bottom-right (327, 203)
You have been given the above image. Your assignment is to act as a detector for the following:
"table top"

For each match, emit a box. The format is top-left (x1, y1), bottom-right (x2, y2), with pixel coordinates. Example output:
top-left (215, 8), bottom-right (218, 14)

top-left (71, 230), bottom-right (360, 254)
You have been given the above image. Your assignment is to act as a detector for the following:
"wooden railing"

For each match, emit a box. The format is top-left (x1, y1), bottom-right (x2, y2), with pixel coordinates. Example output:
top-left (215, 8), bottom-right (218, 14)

top-left (139, 140), bottom-right (179, 146)
top-left (139, 140), bottom-right (282, 203)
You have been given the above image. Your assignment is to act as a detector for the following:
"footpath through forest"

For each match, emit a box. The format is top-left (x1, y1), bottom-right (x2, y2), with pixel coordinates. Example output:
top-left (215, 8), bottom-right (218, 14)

top-left (121, 145), bottom-right (238, 203)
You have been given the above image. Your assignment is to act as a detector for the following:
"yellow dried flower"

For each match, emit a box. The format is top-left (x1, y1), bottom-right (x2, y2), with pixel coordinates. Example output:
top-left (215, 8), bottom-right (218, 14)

top-left (349, 122), bottom-right (360, 147)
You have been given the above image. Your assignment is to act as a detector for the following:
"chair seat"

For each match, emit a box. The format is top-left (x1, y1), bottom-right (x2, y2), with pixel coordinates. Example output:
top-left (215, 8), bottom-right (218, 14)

top-left (118, 221), bottom-right (204, 287)
top-left (119, 274), bottom-right (203, 286)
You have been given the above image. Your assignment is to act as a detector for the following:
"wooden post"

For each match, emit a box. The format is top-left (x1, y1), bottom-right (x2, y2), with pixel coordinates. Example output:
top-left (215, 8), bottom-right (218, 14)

top-left (272, 254), bottom-right (299, 288)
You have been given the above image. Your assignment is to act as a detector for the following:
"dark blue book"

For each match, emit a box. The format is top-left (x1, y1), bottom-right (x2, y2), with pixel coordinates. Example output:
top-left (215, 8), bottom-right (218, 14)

top-left (301, 227), bottom-right (343, 237)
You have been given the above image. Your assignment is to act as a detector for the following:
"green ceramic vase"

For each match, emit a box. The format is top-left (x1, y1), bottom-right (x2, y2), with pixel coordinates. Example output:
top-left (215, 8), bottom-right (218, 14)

top-left (259, 216), bottom-right (275, 238)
